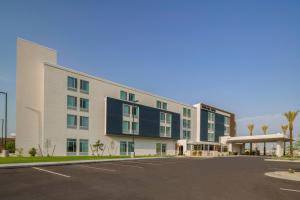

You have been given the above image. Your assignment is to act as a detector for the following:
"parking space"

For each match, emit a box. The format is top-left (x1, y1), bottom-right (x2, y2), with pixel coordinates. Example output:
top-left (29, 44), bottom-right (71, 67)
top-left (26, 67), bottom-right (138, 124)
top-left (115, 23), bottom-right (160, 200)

top-left (0, 157), bottom-right (299, 200)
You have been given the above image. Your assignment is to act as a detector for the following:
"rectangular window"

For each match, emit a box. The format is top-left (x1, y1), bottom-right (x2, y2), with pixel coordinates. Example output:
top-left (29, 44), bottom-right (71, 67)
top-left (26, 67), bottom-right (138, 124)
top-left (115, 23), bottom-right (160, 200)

top-left (67, 139), bottom-right (77, 155)
top-left (80, 98), bottom-right (89, 112)
top-left (187, 120), bottom-right (191, 129)
top-left (67, 95), bottom-right (77, 110)
top-left (183, 119), bottom-right (187, 128)
top-left (122, 121), bottom-right (130, 133)
top-left (79, 139), bottom-right (88, 155)
top-left (224, 117), bottom-right (230, 125)
top-left (162, 102), bottom-right (167, 110)
top-left (67, 76), bottom-right (77, 91)
top-left (208, 112), bottom-right (215, 121)
top-left (156, 143), bottom-right (162, 155)
top-left (166, 113), bottom-right (172, 124)
top-left (80, 80), bottom-right (89, 94)
top-left (67, 114), bottom-right (77, 128)
top-left (156, 101), bottom-right (162, 109)
top-left (208, 133), bottom-right (215, 142)
top-left (225, 126), bottom-right (230, 135)
top-left (120, 91), bottom-right (127, 101)
top-left (160, 112), bottom-right (165, 122)
top-left (132, 122), bottom-right (139, 134)
top-left (166, 127), bottom-right (171, 137)
top-left (132, 106), bottom-right (139, 118)
top-left (183, 108), bottom-right (187, 117)
top-left (183, 130), bottom-right (191, 139)
top-left (128, 141), bottom-right (134, 153)
top-left (208, 123), bottom-right (215, 132)
top-left (128, 93), bottom-right (135, 102)
top-left (160, 126), bottom-right (165, 135)
top-left (123, 104), bottom-right (130, 116)
top-left (187, 109), bottom-right (191, 118)
top-left (161, 144), bottom-right (167, 155)
top-left (80, 116), bottom-right (89, 130)
top-left (120, 141), bottom-right (127, 156)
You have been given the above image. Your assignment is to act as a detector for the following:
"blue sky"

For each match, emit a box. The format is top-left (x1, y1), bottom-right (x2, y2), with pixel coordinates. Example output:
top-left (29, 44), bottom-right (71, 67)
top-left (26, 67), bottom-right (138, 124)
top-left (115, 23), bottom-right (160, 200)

top-left (0, 0), bottom-right (299, 137)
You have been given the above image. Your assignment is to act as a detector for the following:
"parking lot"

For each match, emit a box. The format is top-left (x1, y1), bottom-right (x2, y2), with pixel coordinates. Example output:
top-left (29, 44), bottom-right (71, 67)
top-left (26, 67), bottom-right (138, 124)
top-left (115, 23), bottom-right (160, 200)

top-left (0, 157), bottom-right (299, 200)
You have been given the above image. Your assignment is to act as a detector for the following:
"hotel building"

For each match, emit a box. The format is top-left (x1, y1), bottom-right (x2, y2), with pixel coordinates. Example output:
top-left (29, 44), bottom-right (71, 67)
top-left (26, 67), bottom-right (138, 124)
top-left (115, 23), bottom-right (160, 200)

top-left (16, 39), bottom-right (236, 156)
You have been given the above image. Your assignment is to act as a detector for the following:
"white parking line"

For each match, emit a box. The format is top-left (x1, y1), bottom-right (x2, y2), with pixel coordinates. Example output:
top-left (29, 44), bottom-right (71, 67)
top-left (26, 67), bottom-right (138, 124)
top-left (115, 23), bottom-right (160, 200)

top-left (32, 167), bottom-right (71, 178)
top-left (123, 161), bottom-right (161, 166)
top-left (101, 162), bottom-right (144, 169)
top-left (79, 165), bottom-right (116, 172)
top-left (280, 188), bottom-right (300, 193)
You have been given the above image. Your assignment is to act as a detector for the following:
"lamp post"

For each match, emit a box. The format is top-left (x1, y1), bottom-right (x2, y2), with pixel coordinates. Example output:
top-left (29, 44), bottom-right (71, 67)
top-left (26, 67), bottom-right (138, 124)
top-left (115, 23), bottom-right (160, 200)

top-left (0, 92), bottom-right (7, 151)
top-left (132, 100), bottom-right (139, 157)
top-left (1, 119), bottom-right (3, 147)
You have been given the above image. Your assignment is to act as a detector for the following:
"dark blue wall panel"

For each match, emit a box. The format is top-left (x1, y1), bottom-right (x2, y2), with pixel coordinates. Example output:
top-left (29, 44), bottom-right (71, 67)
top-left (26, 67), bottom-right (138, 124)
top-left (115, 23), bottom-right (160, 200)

top-left (215, 113), bottom-right (225, 142)
top-left (200, 110), bottom-right (208, 141)
top-left (106, 97), bottom-right (180, 139)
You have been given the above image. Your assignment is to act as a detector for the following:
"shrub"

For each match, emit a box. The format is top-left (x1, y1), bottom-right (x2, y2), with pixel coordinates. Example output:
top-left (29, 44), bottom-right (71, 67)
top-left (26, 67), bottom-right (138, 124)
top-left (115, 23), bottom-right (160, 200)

top-left (5, 141), bottom-right (15, 153)
top-left (15, 148), bottom-right (24, 157)
top-left (29, 147), bottom-right (37, 157)
top-left (288, 168), bottom-right (295, 174)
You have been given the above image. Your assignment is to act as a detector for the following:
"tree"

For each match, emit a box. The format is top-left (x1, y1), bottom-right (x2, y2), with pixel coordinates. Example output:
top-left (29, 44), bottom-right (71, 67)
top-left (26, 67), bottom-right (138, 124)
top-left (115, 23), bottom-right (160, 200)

top-left (5, 140), bottom-right (15, 153)
top-left (261, 125), bottom-right (268, 156)
top-left (93, 140), bottom-right (104, 156)
top-left (29, 147), bottom-right (37, 157)
top-left (247, 124), bottom-right (254, 155)
top-left (281, 125), bottom-right (288, 156)
top-left (284, 111), bottom-right (299, 157)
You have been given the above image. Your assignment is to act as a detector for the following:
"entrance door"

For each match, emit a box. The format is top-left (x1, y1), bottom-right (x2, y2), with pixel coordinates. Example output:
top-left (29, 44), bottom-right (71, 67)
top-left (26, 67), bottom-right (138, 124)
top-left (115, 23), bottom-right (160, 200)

top-left (179, 146), bottom-right (183, 155)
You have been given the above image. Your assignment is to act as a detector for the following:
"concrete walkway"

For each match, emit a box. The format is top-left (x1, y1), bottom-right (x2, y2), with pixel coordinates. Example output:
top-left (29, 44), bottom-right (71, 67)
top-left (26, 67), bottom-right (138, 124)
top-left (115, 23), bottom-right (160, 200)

top-left (265, 158), bottom-right (300, 163)
top-left (265, 171), bottom-right (300, 181)
top-left (0, 157), bottom-right (169, 169)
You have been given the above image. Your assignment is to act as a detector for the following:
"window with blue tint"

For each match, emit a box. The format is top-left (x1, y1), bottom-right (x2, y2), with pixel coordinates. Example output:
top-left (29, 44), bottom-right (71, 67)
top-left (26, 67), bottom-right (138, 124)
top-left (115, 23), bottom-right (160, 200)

top-left (67, 139), bottom-right (77, 155)
top-left (120, 91), bottom-right (127, 101)
top-left (166, 127), bottom-right (171, 137)
top-left (132, 122), bottom-right (139, 134)
top-left (67, 95), bottom-right (77, 109)
top-left (122, 120), bottom-right (130, 133)
top-left (128, 141), bottom-right (134, 153)
top-left (68, 76), bottom-right (77, 91)
top-left (208, 123), bottom-right (215, 132)
top-left (79, 139), bottom-right (89, 155)
top-left (208, 133), bottom-right (215, 142)
top-left (128, 93), bottom-right (135, 102)
top-left (166, 113), bottom-right (172, 124)
top-left (80, 98), bottom-right (89, 112)
top-left (132, 106), bottom-right (139, 117)
top-left (162, 102), bottom-right (167, 110)
top-left (160, 126), bottom-right (165, 136)
top-left (123, 104), bottom-right (130, 116)
top-left (156, 101), bottom-right (162, 109)
top-left (224, 117), bottom-right (230, 125)
top-left (67, 114), bottom-right (77, 128)
top-left (120, 141), bottom-right (127, 155)
top-left (160, 112), bottom-right (165, 122)
top-left (208, 112), bottom-right (215, 121)
top-left (187, 109), bottom-right (191, 118)
top-left (80, 80), bottom-right (89, 93)
top-left (80, 116), bottom-right (89, 130)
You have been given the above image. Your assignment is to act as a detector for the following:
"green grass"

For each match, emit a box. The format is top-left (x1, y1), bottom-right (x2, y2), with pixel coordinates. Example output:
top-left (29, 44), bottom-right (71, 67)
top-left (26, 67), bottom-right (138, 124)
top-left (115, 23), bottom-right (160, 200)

top-left (0, 155), bottom-right (159, 164)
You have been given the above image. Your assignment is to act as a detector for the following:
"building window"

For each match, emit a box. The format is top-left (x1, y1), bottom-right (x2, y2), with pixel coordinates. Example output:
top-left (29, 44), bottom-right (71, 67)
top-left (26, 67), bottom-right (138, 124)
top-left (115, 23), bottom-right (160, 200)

top-left (225, 126), bottom-right (230, 136)
top-left (80, 116), bottom-right (89, 130)
top-left (67, 139), bottom-right (77, 155)
top-left (208, 122), bottom-right (215, 132)
top-left (132, 122), bottom-right (139, 134)
top-left (128, 141), bottom-right (134, 154)
top-left (183, 130), bottom-right (191, 139)
top-left (67, 76), bottom-right (77, 91)
top-left (120, 141), bottom-right (127, 156)
top-left (160, 126), bottom-right (165, 136)
top-left (208, 133), bottom-right (215, 142)
top-left (80, 80), bottom-right (89, 94)
top-left (123, 104), bottom-right (130, 116)
top-left (129, 93), bottom-right (135, 102)
top-left (160, 112), bottom-right (165, 122)
top-left (208, 112), bottom-right (215, 121)
top-left (187, 120), bottom-right (191, 129)
top-left (80, 98), bottom-right (89, 112)
top-left (156, 143), bottom-right (167, 155)
top-left (122, 120), bottom-right (130, 133)
top-left (67, 95), bottom-right (77, 110)
top-left (224, 117), bottom-right (230, 125)
top-left (79, 139), bottom-right (88, 155)
top-left (67, 114), bottom-right (77, 128)
top-left (183, 119), bottom-right (187, 128)
top-left (132, 106), bottom-right (139, 118)
top-left (166, 127), bottom-right (171, 137)
top-left (156, 101), bottom-right (162, 109)
top-left (166, 113), bottom-right (172, 124)
top-left (162, 102), bottom-right (167, 110)
top-left (187, 109), bottom-right (191, 118)
top-left (120, 91), bottom-right (127, 101)
top-left (183, 108), bottom-right (187, 117)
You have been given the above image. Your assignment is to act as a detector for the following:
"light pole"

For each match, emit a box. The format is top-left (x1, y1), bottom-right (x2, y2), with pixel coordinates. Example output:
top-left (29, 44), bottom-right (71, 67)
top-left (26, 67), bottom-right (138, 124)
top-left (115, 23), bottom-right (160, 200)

top-left (1, 119), bottom-right (3, 147)
top-left (0, 92), bottom-right (7, 150)
top-left (132, 100), bottom-right (139, 157)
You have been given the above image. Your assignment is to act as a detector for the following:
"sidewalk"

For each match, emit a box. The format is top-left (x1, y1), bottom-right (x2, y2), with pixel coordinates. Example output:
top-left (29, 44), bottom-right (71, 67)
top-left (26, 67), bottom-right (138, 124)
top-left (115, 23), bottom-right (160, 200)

top-left (0, 157), bottom-right (169, 169)
top-left (265, 158), bottom-right (300, 163)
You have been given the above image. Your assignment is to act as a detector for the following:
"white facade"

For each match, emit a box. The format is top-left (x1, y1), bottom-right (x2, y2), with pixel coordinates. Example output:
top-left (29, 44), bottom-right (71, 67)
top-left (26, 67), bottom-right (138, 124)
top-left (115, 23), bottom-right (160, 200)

top-left (16, 39), bottom-right (198, 156)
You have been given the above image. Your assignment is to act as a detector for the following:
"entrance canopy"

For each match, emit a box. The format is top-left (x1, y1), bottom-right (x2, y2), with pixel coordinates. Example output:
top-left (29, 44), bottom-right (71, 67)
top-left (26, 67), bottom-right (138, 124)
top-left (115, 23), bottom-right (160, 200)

top-left (226, 133), bottom-right (289, 144)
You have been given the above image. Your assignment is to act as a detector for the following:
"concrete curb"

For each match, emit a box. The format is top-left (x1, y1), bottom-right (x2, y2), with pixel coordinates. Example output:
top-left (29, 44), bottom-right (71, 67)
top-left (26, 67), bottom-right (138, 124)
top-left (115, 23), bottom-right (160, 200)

top-left (0, 157), bottom-right (172, 169)
top-left (265, 171), bottom-right (300, 182)
top-left (264, 159), bottom-right (300, 163)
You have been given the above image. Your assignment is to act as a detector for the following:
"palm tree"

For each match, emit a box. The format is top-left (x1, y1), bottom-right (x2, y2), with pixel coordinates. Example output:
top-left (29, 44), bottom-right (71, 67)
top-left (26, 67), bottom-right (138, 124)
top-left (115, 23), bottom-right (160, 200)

top-left (261, 125), bottom-right (268, 156)
top-left (284, 111), bottom-right (299, 157)
top-left (281, 125), bottom-right (288, 156)
top-left (247, 124), bottom-right (254, 155)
